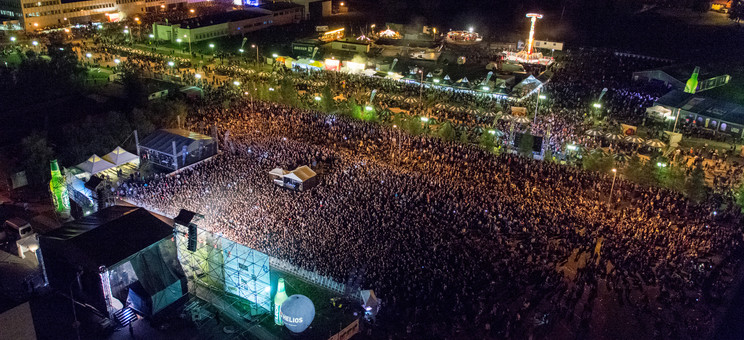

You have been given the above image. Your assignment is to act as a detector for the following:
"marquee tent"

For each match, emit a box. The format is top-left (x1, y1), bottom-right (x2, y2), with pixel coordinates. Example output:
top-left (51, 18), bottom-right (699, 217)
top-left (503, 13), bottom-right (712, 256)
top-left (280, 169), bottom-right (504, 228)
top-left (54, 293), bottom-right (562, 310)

top-left (76, 155), bottom-right (115, 174)
top-left (102, 147), bottom-right (138, 166)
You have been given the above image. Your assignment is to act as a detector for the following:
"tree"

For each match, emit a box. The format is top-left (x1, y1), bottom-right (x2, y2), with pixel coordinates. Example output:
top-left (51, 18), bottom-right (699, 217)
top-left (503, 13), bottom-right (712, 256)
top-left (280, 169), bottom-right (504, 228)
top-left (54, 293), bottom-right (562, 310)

top-left (459, 130), bottom-right (470, 144)
top-left (19, 132), bottom-right (55, 186)
top-left (479, 130), bottom-right (494, 151)
top-left (735, 183), bottom-right (744, 212)
top-left (518, 133), bottom-right (534, 157)
top-left (321, 85), bottom-right (335, 113)
top-left (730, 0), bottom-right (744, 23)
top-left (583, 150), bottom-right (614, 173)
top-left (685, 163), bottom-right (708, 204)
top-left (406, 118), bottom-right (423, 136)
top-left (659, 164), bottom-right (687, 193)
top-left (438, 122), bottom-right (455, 141)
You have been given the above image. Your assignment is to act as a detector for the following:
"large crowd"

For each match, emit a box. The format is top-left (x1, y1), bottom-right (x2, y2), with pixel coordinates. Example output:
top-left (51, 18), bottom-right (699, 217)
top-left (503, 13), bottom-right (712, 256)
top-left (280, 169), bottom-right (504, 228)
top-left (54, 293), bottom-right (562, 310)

top-left (60, 38), bottom-right (744, 338)
top-left (121, 91), bottom-right (741, 339)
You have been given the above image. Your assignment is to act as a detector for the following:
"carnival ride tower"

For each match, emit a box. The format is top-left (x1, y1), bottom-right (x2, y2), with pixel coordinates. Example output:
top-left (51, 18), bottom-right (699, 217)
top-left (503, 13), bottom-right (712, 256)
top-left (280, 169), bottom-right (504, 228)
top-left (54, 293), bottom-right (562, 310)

top-left (514, 13), bottom-right (545, 63)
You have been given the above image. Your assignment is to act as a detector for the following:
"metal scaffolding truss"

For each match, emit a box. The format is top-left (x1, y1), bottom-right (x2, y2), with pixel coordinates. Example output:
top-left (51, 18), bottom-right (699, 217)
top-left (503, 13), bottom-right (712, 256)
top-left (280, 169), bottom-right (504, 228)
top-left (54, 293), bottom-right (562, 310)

top-left (174, 214), bottom-right (271, 317)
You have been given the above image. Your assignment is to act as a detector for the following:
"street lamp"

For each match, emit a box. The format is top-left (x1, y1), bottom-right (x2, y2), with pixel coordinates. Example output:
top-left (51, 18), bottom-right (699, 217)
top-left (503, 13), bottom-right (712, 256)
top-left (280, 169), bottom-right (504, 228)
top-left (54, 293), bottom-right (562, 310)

top-left (233, 81), bottom-right (240, 86)
top-left (420, 117), bottom-right (429, 123)
top-left (365, 105), bottom-right (373, 111)
top-left (593, 103), bottom-right (602, 109)
top-left (238, 48), bottom-right (244, 53)
top-left (194, 73), bottom-right (201, 79)
top-left (418, 69), bottom-right (424, 102)
top-left (608, 168), bottom-right (617, 203)
top-left (183, 34), bottom-right (192, 54)
top-left (272, 53), bottom-right (278, 58)
top-left (10, 36), bottom-right (16, 42)
top-left (32, 40), bottom-right (38, 46)
top-left (86, 53), bottom-right (92, 58)
top-left (314, 96), bottom-right (321, 101)
top-left (251, 44), bottom-right (259, 65)
top-left (176, 38), bottom-right (182, 43)
top-left (533, 86), bottom-right (545, 125)
top-left (149, 34), bottom-right (154, 39)
top-left (167, 61), bottom-right (174, 67)
top-left (209, 43), bottom-right (215, 49)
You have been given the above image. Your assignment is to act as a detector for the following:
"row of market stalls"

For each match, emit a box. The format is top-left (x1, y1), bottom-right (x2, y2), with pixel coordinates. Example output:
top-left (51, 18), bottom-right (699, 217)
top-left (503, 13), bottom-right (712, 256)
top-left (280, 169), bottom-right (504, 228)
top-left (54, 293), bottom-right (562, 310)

top-left (273, 55), bottom-right (542, 98)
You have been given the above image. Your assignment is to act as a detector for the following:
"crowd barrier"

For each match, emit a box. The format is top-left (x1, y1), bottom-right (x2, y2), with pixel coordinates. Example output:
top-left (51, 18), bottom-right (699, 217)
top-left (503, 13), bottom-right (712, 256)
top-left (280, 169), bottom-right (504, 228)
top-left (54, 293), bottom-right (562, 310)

top-left (269, 257), bottom-right (349, 296)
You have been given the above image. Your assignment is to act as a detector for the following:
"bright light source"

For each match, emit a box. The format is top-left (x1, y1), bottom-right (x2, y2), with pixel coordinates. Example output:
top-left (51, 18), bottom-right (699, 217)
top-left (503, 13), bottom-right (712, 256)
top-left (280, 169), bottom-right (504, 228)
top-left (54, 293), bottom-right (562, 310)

top-left (268, 87), bottom-right (274, 91)
top-left (468, 27), bottom-right (474, 33)
top-left (314, 96), bottom-right (321, 101)
top-left (32, 40), bottom-right (38, 46)
top-left (665, 115), bottom-right (676, 120)
top-left (612, 168), bottom-right (617, 173)
top-left (244, 91), bottom-right (249, 95)
top-left (209, 43), bottom-right (215, 48)
top-left (263, 286), bottom-right (271, 293)
top-left (123, 29), bottom-right (129, 34)
top-left (656, 162), bottom-right (667, 168)
top-left (64, 28), bottom-right (70, 33)
top-left (233, 81), bottom-right (240, 86)
top-left (10, 37), bottom-right (16, 42)
top-left (566, 144), bottom-right (578, 151)
top-left (149, 34), bottom-right (154, 38)
top-left (238, 48), bottom-right (244, 53)
top-left (251, 44), bottom-right (256, 48)
top-left (33, 23), bottom-right (38, 27)
top-left (421, 117), bottom-right (429, 122)
top-left (433, 79), bottom-right (440, 83)
top-left (59, 47), bottom-right (64, 51)
top-left (176, 38), bottom-right (182, 43)
top-left (365, 106), bottom-right (373, 111)
top-left (160, 4), bottom-right (164, 7)
top-left (190, 9), bottom-right (195, 13)
top-left (86, 53), bottom-right (92, 58)
top-left (272, 53), bottom-right (278, 58)
top-left (593, 103), bottom-right (602, 108)
top-left (488, 129), bottom-right (496, 135)
top-left (194, 73), bottom-right (202, 79)
top-left (134, 17), bottom-right (140, 21)
top-left (114, 58), bottom-right (120, 64)
top-left (482, 86), bottom-right (490, 91)
top-left (340, 1), bottom-right (344, 5)
top-left (539, 95), bottom-right (546, 99)
top-left (167, 61), bottom-right (175, 66)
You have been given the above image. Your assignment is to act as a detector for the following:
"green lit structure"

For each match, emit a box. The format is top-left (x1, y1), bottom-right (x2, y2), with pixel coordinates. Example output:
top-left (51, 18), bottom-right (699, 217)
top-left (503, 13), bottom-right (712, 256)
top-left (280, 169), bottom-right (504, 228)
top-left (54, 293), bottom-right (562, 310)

top-left (274, 278), bottom-right (288, 325)
top-left (684, 66), bottom-right (699, 94)
top-left (49, 159), bottom-right (70, 218)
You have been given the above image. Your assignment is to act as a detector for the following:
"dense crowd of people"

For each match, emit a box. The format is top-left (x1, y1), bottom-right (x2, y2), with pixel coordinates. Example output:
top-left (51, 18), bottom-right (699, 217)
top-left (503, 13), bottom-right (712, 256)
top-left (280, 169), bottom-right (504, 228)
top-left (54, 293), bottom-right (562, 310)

top-left (55, 38), bottom-right (744, 338)
top-left (120, 89), bottom-right (742, 338)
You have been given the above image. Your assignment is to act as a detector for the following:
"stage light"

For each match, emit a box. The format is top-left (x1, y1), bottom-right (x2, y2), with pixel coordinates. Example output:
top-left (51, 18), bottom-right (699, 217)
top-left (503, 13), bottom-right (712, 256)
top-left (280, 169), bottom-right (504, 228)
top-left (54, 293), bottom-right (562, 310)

top-left (114, 58), bottom-right (121, 64)
top-left (168, 61), bottom-right (175, 66)
top-left (314, 96), bottom-right (321, 101)
top-left (420, 117), bottom-right (429, 122)
top-left (593, 103), bottom-right (602, 108)
top-left (194, 73), bottom-right (202, 79)
top-left (86, 53), bottom-right (92, 58)
top-left (233, 81), bottom-right (241, 86)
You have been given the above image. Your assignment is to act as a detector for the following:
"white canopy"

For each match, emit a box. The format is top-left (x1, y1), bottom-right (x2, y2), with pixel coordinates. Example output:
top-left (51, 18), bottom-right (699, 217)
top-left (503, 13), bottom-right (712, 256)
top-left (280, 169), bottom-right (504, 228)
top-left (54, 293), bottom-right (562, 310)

top-left (269, 167), bottom-right (288, 177)
top-left (284, 166), bottom-right (316, 182)
top-left (76, 155), bottom-right (115, 174)
top-left (102, 147), bottom-right (138, 166)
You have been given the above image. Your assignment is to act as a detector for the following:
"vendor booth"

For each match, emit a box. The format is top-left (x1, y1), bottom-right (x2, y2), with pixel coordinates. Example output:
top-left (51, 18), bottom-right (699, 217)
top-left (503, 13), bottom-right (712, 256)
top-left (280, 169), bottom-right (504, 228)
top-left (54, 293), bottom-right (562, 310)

top-left (269, 166), bottom-right (318, 191)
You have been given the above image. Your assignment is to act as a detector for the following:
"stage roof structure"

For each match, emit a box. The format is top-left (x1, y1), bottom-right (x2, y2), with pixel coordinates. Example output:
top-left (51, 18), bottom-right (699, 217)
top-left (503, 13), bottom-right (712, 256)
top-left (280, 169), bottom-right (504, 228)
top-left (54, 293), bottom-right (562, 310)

top-left (285, 165), bottom-right (316, 182)
top-left (40, 205), bottom-right (174, 270)
top-left (102, 147), bottom-right (138, 166)
top-left (138, 129), bottom-right (217, 171)
top-left (76, 155), bottom-right (115, 174)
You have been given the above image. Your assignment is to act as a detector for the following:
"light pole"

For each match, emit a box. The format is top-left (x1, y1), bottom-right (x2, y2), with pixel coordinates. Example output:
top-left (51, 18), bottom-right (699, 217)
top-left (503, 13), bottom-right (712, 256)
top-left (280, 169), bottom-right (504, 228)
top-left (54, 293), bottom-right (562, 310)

top-left (184, 34), bottom-right (192, 55)
top-left (533, 86), bottom-right (544, 125)
top-left (419, 69), bottom-right (424, 103)
top-left (251, 44), bottom-right (259, 66)
top-left (672, 108), bottom-right (681, 133)
top-left (608, 168), bottom-right (617, 204)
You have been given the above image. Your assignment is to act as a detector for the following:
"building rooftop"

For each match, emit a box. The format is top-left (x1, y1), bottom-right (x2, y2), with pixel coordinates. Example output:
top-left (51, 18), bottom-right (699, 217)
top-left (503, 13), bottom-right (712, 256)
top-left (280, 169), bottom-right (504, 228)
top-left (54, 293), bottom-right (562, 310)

top-left (656, 90), bottom-right (744, 125)
top-left (168, 10), bottom-right (270, 28)
top-left (258, 2), bottom-right (304, 11)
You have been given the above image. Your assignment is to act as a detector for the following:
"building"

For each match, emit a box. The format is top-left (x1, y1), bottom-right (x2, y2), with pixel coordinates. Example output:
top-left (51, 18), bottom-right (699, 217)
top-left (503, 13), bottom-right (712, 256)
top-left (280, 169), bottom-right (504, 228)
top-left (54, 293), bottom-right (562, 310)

top-left (152, 6), bottom-right (303, 43)
top-left (153, 10), bottom-right (272, 43)
top-left (633, 64), bottom-right (730, 93)
top-left (1, 0), bottom-right (192, 31)
top-left (654, 90), bottom-right (744, 139)
top-left (281, 0), bottom-right (329, 19)
top-left (258, 1), bottom-right (302, 25)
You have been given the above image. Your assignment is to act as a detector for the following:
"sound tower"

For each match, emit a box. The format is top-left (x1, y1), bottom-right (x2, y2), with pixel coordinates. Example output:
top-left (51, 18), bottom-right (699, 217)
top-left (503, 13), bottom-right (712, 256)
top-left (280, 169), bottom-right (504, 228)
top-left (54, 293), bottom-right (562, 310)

top-left (187, 223), bottom-right (197, 252)
top-left (175, 209), bottom-right (202, 252)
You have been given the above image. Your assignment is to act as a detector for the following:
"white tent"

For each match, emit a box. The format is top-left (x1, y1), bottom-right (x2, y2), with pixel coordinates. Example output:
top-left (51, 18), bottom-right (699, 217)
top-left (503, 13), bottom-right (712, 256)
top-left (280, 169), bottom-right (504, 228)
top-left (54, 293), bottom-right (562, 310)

top-left (102, 147), bottom-right (138, 166)
top-left (76, 155), bottom-right (115, 174)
